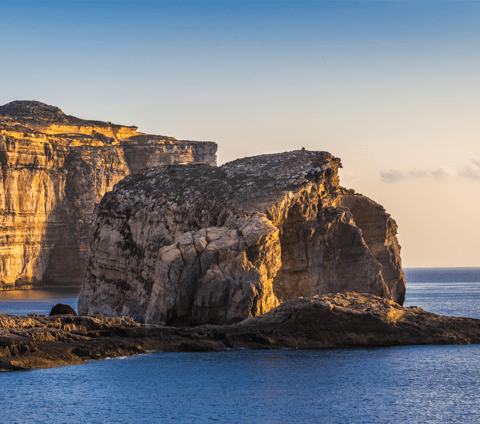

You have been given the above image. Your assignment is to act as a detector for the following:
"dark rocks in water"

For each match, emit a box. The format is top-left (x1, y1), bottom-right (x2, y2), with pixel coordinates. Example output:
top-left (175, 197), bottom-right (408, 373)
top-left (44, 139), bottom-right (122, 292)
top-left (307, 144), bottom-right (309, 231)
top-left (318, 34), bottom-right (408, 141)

top-left (49, 304), bottom-right (77, 316)
top-left (79, 150), bottom-right (405, 326)
top-left (2, 293), bottom-right (480, 371)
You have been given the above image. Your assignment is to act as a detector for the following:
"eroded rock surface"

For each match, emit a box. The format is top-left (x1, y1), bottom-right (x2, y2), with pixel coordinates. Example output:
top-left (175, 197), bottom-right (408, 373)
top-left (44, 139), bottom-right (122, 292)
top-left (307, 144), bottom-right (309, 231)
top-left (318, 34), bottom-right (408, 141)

top-left (79, 150), bottom-right (405, 325)
top-left (2, 293), bottom-right (480, 371)
top-left (337, 193), bottom-right (406, 305)
top-left (0, 100), bottom-right (217, 289)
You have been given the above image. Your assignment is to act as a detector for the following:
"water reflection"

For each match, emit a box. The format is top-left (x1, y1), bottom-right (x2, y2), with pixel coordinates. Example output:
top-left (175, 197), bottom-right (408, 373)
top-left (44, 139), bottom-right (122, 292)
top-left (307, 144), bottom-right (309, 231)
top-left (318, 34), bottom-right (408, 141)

top-left (0, 287), bottom-right (80, 300)
top-left (0, 288), bottom-right (80, 315)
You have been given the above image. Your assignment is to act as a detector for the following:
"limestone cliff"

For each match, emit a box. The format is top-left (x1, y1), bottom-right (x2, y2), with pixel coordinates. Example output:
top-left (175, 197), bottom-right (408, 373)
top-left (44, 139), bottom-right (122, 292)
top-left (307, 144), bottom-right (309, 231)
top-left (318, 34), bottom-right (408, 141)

top-left (79, 150), bottom-right (405, 325)
top-left (0, 101), bottom-right (217, 289)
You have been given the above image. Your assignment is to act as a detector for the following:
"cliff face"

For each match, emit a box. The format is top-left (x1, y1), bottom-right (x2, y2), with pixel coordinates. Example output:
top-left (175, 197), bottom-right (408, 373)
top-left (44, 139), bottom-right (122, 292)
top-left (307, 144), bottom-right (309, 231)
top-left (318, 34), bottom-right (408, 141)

top-left (337, 194), bottom-right (406, 305)
top-left (0, 101), bottom-right (217, 289)
top-left (78, 150), bottom-right (405, 326)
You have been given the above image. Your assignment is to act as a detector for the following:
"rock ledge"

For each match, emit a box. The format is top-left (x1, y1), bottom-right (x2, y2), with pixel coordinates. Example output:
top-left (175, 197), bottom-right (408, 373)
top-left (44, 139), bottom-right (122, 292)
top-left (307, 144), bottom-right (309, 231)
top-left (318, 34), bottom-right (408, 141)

top-left (2, 293), bottom-right (479, 371)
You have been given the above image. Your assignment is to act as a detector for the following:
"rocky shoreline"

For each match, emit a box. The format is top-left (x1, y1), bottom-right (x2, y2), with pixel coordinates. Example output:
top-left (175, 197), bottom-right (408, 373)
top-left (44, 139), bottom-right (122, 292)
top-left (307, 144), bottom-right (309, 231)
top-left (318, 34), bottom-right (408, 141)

top-left (2, 292), bottom-right (480, 371)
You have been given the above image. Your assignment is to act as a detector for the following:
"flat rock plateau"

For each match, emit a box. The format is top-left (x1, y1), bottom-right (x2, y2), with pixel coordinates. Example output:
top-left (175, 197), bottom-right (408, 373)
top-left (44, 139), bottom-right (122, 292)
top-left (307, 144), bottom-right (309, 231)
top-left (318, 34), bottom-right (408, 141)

top-left (0, 101), bottom-right (216, 290)
top-left (3, 293), bottom-right (480, 371)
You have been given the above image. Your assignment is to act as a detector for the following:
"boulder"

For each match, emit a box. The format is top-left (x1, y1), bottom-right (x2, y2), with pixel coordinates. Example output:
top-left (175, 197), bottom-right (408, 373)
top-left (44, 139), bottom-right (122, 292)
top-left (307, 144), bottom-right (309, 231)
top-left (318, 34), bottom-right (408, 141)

top-left (49, 304), bottom-right (77, 316)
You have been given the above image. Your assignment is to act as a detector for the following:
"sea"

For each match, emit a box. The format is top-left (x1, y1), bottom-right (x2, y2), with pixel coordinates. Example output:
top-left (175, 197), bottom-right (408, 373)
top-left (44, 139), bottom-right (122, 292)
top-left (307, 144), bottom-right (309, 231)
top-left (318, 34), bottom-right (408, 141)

top-left (1, 268), bottom-right (480, 424)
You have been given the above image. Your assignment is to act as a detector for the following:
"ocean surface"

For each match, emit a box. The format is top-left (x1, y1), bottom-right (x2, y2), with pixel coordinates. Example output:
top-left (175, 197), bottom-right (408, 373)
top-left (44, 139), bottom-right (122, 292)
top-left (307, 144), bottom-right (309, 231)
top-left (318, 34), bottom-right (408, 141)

top-left (0, 287), bottom-right (79, 316)
top-left (1, 268), bottom-right (480, 423)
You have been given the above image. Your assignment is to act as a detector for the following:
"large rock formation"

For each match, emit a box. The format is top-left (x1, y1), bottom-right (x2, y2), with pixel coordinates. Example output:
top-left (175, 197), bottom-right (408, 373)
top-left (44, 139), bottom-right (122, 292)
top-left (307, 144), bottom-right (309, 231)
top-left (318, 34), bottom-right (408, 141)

top-left (79, 150), bottom-right (405, 325)
top-left (3, 293), bottom-right (480, 371)
top-left (0, 101), bottom-right (216, 289)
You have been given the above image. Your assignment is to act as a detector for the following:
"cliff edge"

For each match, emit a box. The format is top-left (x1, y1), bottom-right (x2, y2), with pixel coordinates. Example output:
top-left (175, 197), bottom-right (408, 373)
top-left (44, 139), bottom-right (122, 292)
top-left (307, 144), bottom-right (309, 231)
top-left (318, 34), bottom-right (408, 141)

top-left (79, 150), bottom-right (405, 325)
top-left (0, 101), bottom-right (217, 289)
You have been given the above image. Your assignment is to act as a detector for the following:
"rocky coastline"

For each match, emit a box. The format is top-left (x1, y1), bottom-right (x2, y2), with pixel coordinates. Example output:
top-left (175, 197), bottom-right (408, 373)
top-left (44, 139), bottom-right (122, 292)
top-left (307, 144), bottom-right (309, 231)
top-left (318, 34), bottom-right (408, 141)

top-left (3, 292), bottom-right (480, 371)
top-left (2, 103), bottom-right (467, 375)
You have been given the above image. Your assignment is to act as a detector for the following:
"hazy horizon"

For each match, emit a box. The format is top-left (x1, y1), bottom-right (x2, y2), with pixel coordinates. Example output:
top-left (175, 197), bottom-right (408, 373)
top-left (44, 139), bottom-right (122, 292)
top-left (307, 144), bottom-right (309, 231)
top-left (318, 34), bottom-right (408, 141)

top-left (1, 0), bottom-right (479, 268)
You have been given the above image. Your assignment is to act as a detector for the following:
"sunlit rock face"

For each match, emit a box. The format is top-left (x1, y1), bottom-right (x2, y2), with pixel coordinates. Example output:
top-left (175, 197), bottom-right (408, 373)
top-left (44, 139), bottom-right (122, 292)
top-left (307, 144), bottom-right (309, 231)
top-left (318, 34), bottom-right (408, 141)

top-left (0, 101), bottom-right (217, 289)
top-left (79, 150), bottom-right (405, 326)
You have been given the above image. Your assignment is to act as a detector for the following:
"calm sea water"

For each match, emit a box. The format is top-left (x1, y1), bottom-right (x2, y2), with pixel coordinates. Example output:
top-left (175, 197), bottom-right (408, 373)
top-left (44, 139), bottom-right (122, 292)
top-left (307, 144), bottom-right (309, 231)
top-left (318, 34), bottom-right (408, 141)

top-left (404, 268), bottom-right (480, 319)
top-left (0, 288), bottom-right (79, 316)
top-left (1, 268), bottom-right (479, 423)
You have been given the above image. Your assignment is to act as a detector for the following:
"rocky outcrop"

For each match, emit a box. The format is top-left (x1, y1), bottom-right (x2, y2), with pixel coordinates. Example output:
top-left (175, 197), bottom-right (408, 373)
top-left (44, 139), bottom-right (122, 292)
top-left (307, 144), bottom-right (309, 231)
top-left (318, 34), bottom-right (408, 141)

top-left (49, 304), bottom-right (77, 317)
top-left (0, 101), bottom-right (216, 290)
top-left (3, 293), bottom-right (480, 371)
top-left (79, 150), bottom-right (406, 326)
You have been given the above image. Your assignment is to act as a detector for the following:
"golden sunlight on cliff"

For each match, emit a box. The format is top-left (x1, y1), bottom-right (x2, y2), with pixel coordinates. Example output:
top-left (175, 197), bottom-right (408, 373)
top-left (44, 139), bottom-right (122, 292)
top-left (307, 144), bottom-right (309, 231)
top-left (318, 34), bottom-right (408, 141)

top-left (0, 100), bottom-right (217, 289)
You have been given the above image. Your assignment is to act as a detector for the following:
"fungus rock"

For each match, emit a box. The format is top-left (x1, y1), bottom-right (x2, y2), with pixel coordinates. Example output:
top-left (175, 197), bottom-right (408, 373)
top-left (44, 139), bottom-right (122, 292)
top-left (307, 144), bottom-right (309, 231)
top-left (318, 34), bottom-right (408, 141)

top-left (78, 150), bottom-right (405, 325)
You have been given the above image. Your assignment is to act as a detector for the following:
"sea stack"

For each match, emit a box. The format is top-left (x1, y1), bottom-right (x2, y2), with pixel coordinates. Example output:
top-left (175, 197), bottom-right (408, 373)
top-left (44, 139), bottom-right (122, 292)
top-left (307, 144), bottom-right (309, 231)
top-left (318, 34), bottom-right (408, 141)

top-left (0, 101), bottom-right (217, 289)
top-left (79, 150), bottom-right (405, 325)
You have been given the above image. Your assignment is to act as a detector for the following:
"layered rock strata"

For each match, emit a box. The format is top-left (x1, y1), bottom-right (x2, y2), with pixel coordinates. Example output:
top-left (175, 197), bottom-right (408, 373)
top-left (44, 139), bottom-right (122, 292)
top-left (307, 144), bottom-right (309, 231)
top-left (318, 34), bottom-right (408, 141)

top-left (79, 150), bottom-right (406, 325)
top-left (3, 293), bottom-right (480, 371)
top-left (0, 101), bottom-right (217, 289)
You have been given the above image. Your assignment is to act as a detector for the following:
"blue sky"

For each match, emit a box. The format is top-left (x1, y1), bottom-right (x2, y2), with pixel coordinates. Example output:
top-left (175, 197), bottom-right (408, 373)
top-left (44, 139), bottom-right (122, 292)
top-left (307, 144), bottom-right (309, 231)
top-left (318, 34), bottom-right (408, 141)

top-left (1, 1), bottom-right (479, 266)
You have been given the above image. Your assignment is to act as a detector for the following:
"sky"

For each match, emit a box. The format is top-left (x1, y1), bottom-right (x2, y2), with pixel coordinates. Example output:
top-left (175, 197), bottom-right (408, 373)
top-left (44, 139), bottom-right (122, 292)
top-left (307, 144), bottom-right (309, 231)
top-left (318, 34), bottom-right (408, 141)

top-left (1, 1), bottom-right (479, 268)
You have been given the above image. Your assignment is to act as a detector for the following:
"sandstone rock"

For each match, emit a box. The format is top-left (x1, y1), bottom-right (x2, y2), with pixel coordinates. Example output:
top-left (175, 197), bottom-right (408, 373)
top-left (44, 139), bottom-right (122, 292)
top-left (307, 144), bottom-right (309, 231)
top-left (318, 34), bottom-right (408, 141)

top-left (49, 304), bottom-right (77, 316)
top-left (0, 100), bottom-right (217, 290)
top-left (3, 293), bottom-right (480, 371)
top-left (79, 150), bottom-right (405, 325)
